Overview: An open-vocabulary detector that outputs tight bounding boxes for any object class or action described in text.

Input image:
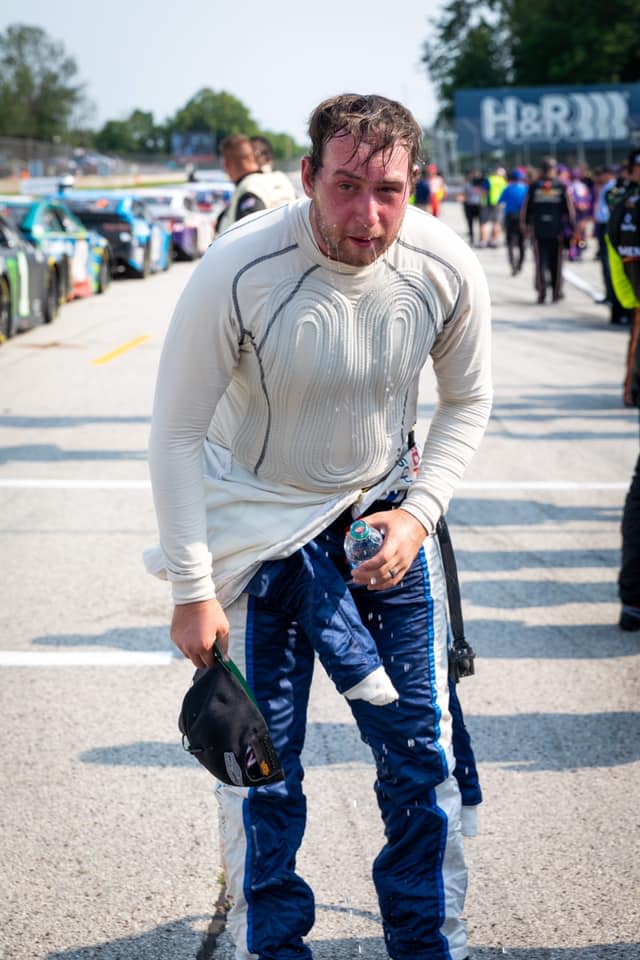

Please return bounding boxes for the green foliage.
[423,0,640,119]
[260,131,306,160]
[0,24,307,158]
[0,23,88,139]
[171,88,259,145]
[94,110,168,155]
[507,0,640,85]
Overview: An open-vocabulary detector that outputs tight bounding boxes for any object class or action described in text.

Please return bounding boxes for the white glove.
[344,666,399,706]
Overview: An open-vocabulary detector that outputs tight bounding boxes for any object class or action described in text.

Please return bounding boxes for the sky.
[0,0,445,145]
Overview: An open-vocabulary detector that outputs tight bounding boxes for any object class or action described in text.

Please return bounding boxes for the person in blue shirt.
[499,169,528,275]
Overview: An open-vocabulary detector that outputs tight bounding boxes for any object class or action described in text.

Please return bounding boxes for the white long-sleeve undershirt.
[147,199,492,606]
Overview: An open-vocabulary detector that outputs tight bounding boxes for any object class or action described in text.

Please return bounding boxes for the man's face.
[301,134,412,267]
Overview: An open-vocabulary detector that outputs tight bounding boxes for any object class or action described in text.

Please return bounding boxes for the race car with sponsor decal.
[0,196,111,302]
[0,211,59,342]
[64,191,172,278]
[131,187,213,260]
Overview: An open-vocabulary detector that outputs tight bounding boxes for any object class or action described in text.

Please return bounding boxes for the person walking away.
[603,163,633,324]
[593,164,629,324]
[147,92,492,960]
[428,162,447,216]
[606,149,640,629]
[567,167,593,260]
[521,156,575,304]
[460,169,485,245]
[479,165,507,248]
[412,165,431,211]
[606,150,640,406]
[499,169,528,274]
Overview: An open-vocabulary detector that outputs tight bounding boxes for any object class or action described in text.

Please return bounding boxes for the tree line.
[423,0,640,122]
[3,10,638,155]
[0,23,303,159]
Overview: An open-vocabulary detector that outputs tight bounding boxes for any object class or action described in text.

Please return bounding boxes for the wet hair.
[306,93,422,179]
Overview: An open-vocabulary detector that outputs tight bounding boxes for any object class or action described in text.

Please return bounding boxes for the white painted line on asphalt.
[0,650,176,666]
[563,267,605,302]
[0,479,628,491]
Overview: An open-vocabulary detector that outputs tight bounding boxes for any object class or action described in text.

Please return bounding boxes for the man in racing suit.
[217,134,297,235]
[148,93,492,960]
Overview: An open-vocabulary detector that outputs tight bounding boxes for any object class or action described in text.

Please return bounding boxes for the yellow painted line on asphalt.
[92,334,151,365]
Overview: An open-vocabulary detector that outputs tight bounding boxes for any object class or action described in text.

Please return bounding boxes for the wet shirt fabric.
[147,198,492,606]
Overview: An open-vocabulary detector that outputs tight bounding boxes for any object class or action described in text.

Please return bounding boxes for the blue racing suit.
[216,500,479,960]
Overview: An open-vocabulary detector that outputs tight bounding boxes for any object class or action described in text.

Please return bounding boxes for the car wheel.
[0,276,11,341]
[98,252,111,293]
[44,268,59,324]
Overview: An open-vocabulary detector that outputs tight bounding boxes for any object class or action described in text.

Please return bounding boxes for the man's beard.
[311,204,383,267]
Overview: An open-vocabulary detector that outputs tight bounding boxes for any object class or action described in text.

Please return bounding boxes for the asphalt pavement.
[0,202,638,960]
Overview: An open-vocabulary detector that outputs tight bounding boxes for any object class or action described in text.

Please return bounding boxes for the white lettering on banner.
[480,92,630,144]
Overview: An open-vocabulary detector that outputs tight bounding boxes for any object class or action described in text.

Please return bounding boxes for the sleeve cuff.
[171,576,216,604]
[399,496,442,537]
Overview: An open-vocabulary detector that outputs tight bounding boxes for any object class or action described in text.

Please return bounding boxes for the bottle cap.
[349,520,370,541]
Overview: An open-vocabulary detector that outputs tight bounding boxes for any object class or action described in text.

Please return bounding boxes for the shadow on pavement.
[81,709,640,772]
[450,498,621,526]
[0,444,146,462]
[44,915,209,960]
[463,577,614,607]
[455,549,620,571]
[304,715,640,772]
[469,619,637,659]
[0,414,150,428]
[43,924,640,960]
[32,625,173,651]
[469,948,640,960]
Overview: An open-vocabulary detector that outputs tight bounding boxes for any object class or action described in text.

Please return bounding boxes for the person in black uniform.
[521,156,575,304]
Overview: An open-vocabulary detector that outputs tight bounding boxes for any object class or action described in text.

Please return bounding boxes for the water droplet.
[407,738,415,748]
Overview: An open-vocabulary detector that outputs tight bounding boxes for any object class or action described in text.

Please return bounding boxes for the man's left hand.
[350,508,428,591]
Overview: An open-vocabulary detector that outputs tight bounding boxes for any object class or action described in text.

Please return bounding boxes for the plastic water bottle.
[344,519,384,568]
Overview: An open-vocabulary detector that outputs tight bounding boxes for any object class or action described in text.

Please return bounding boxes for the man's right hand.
[171,598,230,669]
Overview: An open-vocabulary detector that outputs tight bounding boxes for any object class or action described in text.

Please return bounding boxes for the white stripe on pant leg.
[215,782,258,960]
[215,595,258,960]
[425,534,454,769]
[435,776,469,960]
[426,536,469,960]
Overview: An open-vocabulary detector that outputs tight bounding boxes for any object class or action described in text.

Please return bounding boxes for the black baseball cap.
[179,647,284,787]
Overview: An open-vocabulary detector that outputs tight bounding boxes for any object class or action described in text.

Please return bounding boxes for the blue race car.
[1,196,111,301]
[64,191,173,278]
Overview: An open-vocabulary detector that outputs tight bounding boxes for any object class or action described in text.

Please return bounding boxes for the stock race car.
[1,196,111,302]
[64,191,172,278]
[132,187,213,260]
[0,212,58,342]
